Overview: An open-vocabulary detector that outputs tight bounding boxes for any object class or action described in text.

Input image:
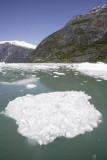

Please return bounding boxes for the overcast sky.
[0,0,106,45]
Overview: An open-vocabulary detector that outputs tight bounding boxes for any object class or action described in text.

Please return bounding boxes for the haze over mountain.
[0,41,36,63]
[23,5,107,63]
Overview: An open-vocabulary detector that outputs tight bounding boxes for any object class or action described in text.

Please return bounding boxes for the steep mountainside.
[23,6,107,63]
[0,41,36,63]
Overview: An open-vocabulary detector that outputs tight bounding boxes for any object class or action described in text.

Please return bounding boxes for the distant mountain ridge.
[0,41,36,63]
[23,5,107,63]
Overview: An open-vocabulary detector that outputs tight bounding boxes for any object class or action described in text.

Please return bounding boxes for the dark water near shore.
[0,64,107,160]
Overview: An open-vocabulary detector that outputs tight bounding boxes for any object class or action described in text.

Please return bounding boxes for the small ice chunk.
[96,79,102,82]
[91,154,96,160]
[53,75,59,78]
[32,75,36,77]
[74,72,78,75]
[98,138,101,142]
[81,83,84,85]
[84,81,87,83]
[53,72,65,75]
[26,84,36,89]
[20,72,24,76]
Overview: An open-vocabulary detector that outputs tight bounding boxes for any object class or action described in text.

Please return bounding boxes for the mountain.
[0,41,36,63]
[23,5,107,63]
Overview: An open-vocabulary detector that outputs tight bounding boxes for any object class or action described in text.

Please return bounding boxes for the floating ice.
[91,154,97,160]
[81,83,84,85]
[0,77,36,85]
[53,75,59,78]
[0,62,107,80]
[20,90,23,92]
[72,62,107,80]
[0,63,61,73]
[53,72,65,75]
[26,84,37,89]
[32,75,36,77]
[3,91,101,145]
[96,79,102,82]
[74,72,78,75]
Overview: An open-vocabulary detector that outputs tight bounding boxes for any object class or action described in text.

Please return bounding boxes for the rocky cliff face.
[23,6,107,63]
[0,41,36,63]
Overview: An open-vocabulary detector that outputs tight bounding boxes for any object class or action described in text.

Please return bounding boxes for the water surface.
[0,63,107,160]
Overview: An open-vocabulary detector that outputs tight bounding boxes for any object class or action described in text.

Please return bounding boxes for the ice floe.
[80,83,84,85]
[84,81,87,83]
[53,75,59,78]
[96,79,102,82]
[20,90,23,92]
[0,63,61,72]
[26,84,37,89]
[53,72,65,75]
[0,62,107,80]
[72,62,107,80]
[2,91,102,145]
[91,154,97,160]
[0,77,36,85]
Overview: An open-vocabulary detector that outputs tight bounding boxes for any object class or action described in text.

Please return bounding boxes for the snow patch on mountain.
[0,41,36,49]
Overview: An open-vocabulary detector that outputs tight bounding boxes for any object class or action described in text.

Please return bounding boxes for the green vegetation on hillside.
[71,19,91,25]
[21,6,107,63]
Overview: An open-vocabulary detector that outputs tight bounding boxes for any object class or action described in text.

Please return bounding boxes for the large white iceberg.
[2,91,101,145]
